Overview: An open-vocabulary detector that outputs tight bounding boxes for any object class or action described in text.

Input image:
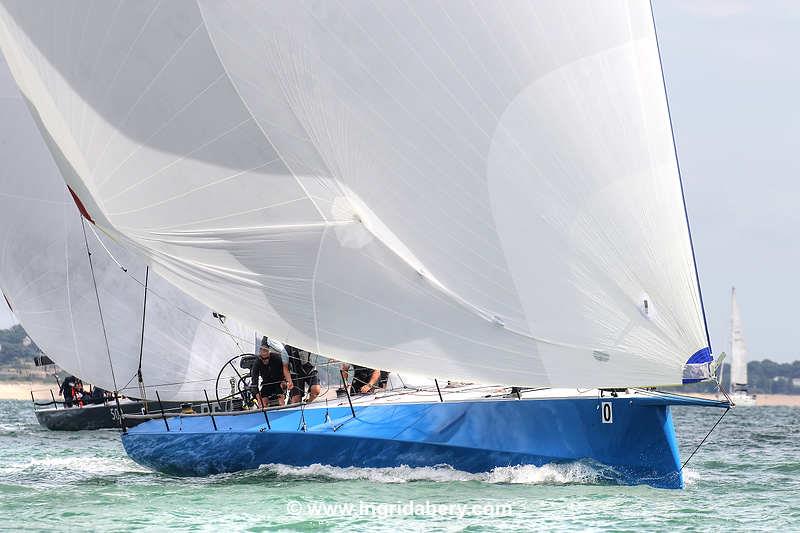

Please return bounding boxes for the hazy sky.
[653,0,799,362]
[1,2,797,362]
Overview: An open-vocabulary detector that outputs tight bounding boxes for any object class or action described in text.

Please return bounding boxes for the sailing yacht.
[729,287,756,406]
[0,1,729,487]
[0,52,255,429]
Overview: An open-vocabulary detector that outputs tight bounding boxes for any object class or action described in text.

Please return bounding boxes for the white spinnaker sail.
[0,55,254,400]
[730,287,748,390]
[0,1,709,388]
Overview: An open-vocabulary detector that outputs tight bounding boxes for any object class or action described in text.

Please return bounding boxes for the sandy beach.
[691,393,800,407]
[751,394,800,406]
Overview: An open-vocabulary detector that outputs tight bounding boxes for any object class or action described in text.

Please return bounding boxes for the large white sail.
[729,287,748,390]
[0,1,710,388]
[0,54,254,400]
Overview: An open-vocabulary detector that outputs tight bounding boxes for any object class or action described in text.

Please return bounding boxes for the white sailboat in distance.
[730,287,756,406]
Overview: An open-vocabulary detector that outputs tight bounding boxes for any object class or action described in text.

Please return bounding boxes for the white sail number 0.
[601,402,613,424]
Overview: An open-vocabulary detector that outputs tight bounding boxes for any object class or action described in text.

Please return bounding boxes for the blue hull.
[120,395,719,489]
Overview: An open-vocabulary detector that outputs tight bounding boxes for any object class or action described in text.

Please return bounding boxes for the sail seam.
[84,0,163,172]
[310,226,328,354]
[195,0,329,224]
[107,157,282,217]
[93,22,206,191]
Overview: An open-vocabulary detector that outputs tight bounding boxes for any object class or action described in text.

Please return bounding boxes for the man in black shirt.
[89,386,109,405]
[250,337,293,407]
[341,363,382,395]
[59,375,81,407]
[287,346,321,404]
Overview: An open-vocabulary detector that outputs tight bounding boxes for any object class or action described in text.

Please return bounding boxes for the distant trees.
[2,323,800,393]
[743,360,800,394]
[677,360,800,394]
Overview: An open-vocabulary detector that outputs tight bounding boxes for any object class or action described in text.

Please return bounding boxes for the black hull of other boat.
[35,400,186,431]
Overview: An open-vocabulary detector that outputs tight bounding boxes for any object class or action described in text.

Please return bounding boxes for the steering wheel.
[214,353,256,410]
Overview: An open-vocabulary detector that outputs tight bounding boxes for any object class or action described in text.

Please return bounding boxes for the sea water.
[0,400,798,531]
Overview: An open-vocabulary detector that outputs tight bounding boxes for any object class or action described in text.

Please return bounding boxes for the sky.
[653,0,800,362]
[0,2,798,362]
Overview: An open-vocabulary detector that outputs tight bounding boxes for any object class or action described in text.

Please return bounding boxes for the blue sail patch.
[682,347,713,383]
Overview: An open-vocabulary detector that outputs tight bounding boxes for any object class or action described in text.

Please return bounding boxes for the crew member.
[287,346,321,404]
[59,375,81,407]
[89,386,109,405]
[250,336,293,407]
[341,363,382,395]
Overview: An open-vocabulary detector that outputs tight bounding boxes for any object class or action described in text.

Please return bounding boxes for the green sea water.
[0,400,798,531]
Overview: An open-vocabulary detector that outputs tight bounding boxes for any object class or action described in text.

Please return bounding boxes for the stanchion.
[203,389,218,431]
[155,390,170,432]
[340,370,356,418]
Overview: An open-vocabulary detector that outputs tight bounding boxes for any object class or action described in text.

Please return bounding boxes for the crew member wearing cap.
[250,336,293,407]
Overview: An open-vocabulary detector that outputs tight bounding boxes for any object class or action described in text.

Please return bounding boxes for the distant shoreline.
[1,381,800,406]
[0,380,57,401]
[690,392,800,407]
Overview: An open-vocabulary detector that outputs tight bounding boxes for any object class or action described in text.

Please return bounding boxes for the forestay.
[0,54,254,400]
[0,0,711,387]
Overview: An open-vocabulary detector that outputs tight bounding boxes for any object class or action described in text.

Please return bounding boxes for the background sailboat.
[730,287,756,405]
[0,53,255,424]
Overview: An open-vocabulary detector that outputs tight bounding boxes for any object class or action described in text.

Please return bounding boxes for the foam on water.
[0,455,149,485]
[682,468,701,486]
[485,463,602,484]
[259,461,603,485]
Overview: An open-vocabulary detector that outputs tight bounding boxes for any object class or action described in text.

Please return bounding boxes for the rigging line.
[118,370,140,397]
[79,230,255,347]
[713,368,735,406]
[80,217,120,393]
[681,407,730,471]
[87,224,127,272]
[216,313,244,353]
[649,0,712,352]
[136,266,150,409]
[116,376,216,390]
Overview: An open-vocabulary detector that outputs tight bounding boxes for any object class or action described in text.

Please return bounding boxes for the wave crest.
[258,462,603,485]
